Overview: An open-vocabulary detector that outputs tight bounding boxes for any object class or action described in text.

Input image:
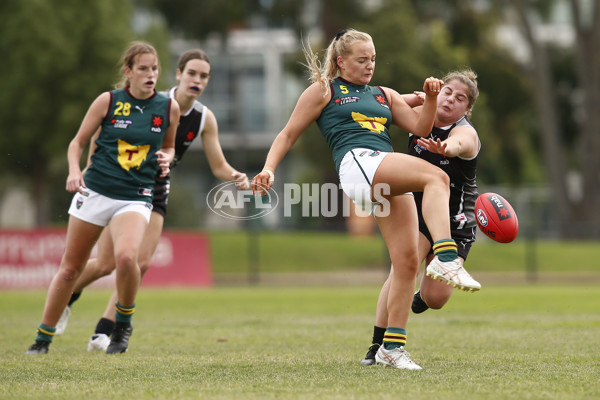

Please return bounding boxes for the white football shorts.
[338,148,390,214]
[68,188,152,226]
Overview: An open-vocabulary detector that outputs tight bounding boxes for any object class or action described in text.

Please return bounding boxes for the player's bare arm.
[252,83,327,195]
[66,92,111,193]
[417,125,478,158]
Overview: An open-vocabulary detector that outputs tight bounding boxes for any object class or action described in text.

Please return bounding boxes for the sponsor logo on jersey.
[335,96,361,105]
[138,188,153,197]
[151,114,164,133]
[455,213,467,223]
[183,130,198,146]
[111,119,132,129]
[373,94,390,109]
[412,139,425,154]
[117,139,150,171]
[351,112,387,134]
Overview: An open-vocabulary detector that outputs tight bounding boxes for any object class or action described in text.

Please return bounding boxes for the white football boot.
[375,346,422,370]
[55,306,71,336]
[425,256,481,292]
[87,333,111,351]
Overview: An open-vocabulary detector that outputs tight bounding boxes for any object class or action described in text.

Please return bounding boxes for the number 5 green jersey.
[316,77,394,173]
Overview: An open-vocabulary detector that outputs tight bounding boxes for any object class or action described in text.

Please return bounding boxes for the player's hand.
[232,171,250,190]
[251,169,274,196]
[413,91,426,104]
[423,77,444,97]
[66,170,85,193]
[155,150,172,177]
[417,137,448,155]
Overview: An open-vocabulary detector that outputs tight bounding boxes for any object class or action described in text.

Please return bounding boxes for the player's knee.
[434,168,450,188]
[391,251,420,277]
[422,293,450,309]
[407,254,420,276]
[58,265,81,281]
[138,259,151,276]
[428,301,446,310]
[96,261,117,277]
[115,250,138,271]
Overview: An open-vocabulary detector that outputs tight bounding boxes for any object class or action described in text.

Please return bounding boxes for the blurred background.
[0,0,598,283]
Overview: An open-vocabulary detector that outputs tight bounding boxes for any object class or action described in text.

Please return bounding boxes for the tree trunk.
[32,163,50,227]
[569,0,600,237]
[512,0,572,236]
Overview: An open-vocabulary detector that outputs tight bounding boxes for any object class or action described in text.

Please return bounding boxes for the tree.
[0,0,133,225]
[509,0,600,237]
[407,0,543,185]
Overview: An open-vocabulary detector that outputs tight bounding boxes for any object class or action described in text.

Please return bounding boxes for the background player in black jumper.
[26,41,179,355]
[55,49,249,351]
[360,69,482,365]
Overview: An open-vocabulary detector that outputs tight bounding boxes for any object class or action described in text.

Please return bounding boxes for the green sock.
[35,323,56,343]
[115,302,135,323]
[433,239,458,262]
[383,327,407,350]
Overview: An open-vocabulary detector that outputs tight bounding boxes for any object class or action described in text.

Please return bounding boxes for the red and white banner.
[0,229,213,289]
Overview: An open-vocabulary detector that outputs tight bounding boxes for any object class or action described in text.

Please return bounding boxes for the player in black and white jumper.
[360,69,482,365]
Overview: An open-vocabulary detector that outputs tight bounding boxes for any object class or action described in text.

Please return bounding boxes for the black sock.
[68,291,82,307]
[372,326,386,346]
[95,318,115,336]
[412,291,430,314]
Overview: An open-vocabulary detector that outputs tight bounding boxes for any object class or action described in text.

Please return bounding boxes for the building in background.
[167,28,306,230]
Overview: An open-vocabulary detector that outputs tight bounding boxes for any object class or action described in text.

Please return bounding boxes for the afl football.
[475,193,518,243]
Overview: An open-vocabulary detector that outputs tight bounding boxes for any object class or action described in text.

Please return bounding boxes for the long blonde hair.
[303,29,373,96]
[115,41,160,89]
[443,69,479,118]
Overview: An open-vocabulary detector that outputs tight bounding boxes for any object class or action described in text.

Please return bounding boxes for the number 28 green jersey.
[85,89,172,203]
[316,78,394,173]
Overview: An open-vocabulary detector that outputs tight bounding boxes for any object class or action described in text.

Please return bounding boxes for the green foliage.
[0,0,574,226]
[0,0,133,176]
[291,0,543,188]
[0,0,134,223]
[370,0,543,186]
[2,286,599,399]
[142,0,300,40]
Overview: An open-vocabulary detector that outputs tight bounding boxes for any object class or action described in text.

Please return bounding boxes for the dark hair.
[443,69,479,117]
[177,49,210,73]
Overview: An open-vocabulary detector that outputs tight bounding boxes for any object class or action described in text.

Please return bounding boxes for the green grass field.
[2,285,599,399]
